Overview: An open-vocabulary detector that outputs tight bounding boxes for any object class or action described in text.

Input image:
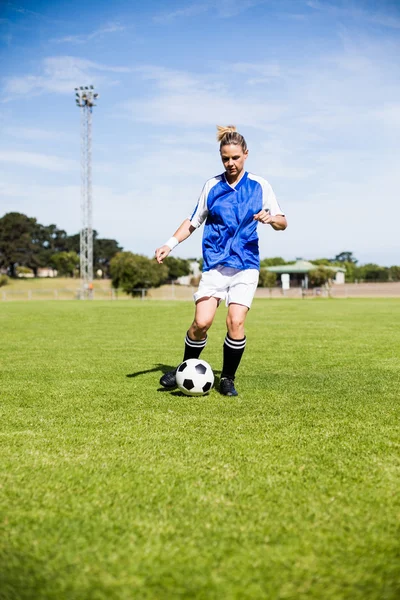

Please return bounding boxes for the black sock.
[221,335,246,380]
[183,331,207,361]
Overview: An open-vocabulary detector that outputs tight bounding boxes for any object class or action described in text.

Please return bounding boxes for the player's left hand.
[253,209,273,224]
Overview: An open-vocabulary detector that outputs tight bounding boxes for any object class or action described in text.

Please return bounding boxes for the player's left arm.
[253,211,287,230]
[253,179,287,230]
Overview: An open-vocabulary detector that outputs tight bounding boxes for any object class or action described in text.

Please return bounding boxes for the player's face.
[220,144,248,183]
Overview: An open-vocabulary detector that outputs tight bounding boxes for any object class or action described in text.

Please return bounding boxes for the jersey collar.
[222,170,248,191]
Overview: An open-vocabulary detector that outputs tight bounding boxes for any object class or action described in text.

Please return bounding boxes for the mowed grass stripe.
[0,299,399,599]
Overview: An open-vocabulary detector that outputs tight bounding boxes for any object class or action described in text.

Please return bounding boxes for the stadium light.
[73,84,99,300]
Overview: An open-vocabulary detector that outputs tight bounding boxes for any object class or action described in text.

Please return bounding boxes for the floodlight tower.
[74,85,99,299]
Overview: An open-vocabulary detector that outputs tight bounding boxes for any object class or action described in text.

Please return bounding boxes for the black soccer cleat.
[160,369,177,389]
[219,377,238,397]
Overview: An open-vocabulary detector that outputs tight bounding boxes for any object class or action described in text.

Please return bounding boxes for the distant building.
[177,261,201,286]
[264,259,345,289]
[37,268,58,278]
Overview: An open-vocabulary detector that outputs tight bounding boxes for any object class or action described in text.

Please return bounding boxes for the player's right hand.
[155,245,171,264]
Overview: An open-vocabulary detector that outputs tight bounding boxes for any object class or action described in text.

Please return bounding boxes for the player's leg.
[160,297,219,389]
[220,303,248,396]
[219,269,258,396]
[187,295,219,346]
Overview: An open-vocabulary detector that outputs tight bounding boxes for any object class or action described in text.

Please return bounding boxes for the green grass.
[0,299,399,600]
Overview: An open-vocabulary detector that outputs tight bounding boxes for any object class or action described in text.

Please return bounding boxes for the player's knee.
[226,315,245,333]
[192,319,211,337]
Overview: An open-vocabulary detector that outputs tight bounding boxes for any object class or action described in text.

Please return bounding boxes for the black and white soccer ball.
[176,359,214,396]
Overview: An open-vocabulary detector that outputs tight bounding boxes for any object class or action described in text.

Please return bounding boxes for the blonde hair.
[216,125,248,153]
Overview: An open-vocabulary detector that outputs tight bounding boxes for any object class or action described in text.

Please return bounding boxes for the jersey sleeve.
[262,180,285,216]
[189,181,211,228]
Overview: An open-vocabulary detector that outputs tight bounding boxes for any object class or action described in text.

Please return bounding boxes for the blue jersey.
[189,171,284,272]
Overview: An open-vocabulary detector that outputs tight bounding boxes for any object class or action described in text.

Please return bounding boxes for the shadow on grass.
[127,364,221,396]
[160,371,222,396]
[126,363,175,379]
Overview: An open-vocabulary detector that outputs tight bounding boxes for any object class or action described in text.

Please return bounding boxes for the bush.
[258,270,277,288]
[16,266,34,277]
[309,268,335,287]
[110,252,169,296]
[0,274,9,287]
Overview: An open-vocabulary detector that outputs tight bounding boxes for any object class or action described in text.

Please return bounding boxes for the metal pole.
[74,86,99,299]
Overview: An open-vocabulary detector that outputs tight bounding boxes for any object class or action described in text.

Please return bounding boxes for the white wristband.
[165,236,179,251]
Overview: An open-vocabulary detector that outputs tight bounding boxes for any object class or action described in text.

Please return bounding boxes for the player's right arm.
[155,219,196,264]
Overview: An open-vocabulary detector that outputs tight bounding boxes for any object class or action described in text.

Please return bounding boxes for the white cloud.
[153,3,209,23]
[51,21,126,44]
[0,150,77,171]
[153,0,266,23]
[122,66,286,128]
[154,0,268,21]
[3,126,75,142]
[2,4,400,265]
[2,56,130,99]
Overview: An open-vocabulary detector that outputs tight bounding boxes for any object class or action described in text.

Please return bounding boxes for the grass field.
[1,299,399,599]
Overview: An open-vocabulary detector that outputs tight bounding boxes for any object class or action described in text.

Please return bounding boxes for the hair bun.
[216,125,237,142]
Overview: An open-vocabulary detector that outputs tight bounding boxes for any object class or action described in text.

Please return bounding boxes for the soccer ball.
[176,359,214,396]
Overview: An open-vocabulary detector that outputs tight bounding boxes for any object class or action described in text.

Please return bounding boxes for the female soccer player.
[155,125,287,396]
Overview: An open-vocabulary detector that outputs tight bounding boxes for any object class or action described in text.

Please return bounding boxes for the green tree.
[65,231,122,277]
[332,251,358,264]
[93,237,123,277]
[0,213,43,276]
[163,256,192,280]
[309,268,335,287]
[358,264,389,282]
[312,258,332,266]
[260,257,286,267]
[258,270,277,289]
[110,252,168,296]
[0,213,70,276]
[50,251,80,277]
[389,266,400,281]
[65,233,80,253]
[340,261,360,283]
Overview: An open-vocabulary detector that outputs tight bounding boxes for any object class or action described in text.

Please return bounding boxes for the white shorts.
[193,266,259,308]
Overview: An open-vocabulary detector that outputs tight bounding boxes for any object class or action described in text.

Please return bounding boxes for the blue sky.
[1,0,399,265]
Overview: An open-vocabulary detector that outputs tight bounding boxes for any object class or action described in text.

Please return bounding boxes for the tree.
[93,237,123,277]
[110,252,168,296]
[312,258,332,266]
[358,263,389,282]
[260,257,286,267]
[0,213,124,278]
[34,223,70,269]
[258,270,277,289]
[389,266,400,281]
[65,233,80,254]
[50,251,79,277]
[0,213,43,276]
[309,267,335,287]
[332,251,357,264]
[163,256,192,280]
[341,261,360,283]
[0,213,70,276]
[65,231,122,277]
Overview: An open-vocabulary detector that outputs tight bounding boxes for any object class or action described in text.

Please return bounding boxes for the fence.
[1,288,117,301]
[2,282,400,302]
[0,285,195,302]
